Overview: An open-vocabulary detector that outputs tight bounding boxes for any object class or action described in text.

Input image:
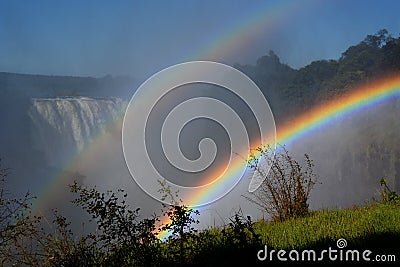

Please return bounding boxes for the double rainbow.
[32,0,314,215]
[30,0,400,240]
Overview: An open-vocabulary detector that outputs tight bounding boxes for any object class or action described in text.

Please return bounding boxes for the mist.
[0,3,399,234]
[1,67,398,236]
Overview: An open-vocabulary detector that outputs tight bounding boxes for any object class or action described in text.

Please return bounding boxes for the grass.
[254,201,400,250]
[18,201,397,266]
[7,181,399,266]
[169,201,400,266]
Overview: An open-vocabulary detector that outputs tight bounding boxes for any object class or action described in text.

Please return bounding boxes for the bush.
[376,177,400,203]
[41,210,98,267]
[0,161,43,266]
[223,209,261,249]
[69,181,161,266]
[157,179,201,265]
[246,145,317,222]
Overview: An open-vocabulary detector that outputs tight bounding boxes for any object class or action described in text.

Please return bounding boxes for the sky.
[0,0,399,81]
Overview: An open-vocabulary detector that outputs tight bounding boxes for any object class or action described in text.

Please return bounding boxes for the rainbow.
[32,108,126,215]
[33,74,400,238]
[183,75,400,208]
[30,0,400,240]
[187,0,315,62]
[158,74,400,239]
[33,0,311,214]
[277,76,400,146]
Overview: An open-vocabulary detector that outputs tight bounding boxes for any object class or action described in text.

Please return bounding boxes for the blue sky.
[0,0,399,81]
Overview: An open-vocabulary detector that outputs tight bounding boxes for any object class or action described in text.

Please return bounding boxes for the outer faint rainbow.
[188,0,315,61]
[32,0,316,230]
[32,106,126,214]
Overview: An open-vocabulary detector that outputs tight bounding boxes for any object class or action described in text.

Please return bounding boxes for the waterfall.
[28,97,125,167]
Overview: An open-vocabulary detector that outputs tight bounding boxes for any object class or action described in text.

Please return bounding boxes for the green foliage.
[69,181,161,266]
[160,205,200,240]
[157,179,200,242]
[236,29,400,121]
[0,161,43,266]
[1,165,400,266]
[255,201,400,251]
[156,179,201,265]
[246,145,317,222]
[70,181,159,250]
[41,210,98,267]
[0,164,98,266]
[223,209,261,249]
[376,177,400,203]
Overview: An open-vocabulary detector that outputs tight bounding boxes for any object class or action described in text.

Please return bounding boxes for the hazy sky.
[0,0,399,81]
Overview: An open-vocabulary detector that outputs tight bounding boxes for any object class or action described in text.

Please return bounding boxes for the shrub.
[0,161,44,266]
[246,145,317,222]
[223,209,261,249]
[157,179,200,265]
[376,177,399,203]
[69,181,161,266]
[42,210,98,267]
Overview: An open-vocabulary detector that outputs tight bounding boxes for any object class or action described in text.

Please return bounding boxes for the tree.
[157,179,200,265]
[364,29,390,48]
[69,181,162,266]
[69,181,159,250]
[0,160,44,266]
